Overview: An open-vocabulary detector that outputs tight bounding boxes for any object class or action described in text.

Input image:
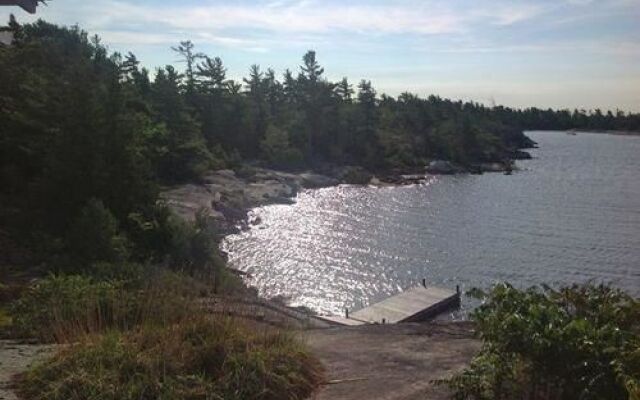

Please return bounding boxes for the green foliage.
[8,270,204,342]
[2,17,639,306]
[441,284,640,400]
[0,20,159,264]
[164,211,223,275]
[10,275,132,341]
[19,316,324,400]
[150,65,215,183]
[261,124,304,169]
[64,199,129,269]
[84,261,144,285]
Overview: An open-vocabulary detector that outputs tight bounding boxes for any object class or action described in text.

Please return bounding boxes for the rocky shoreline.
[161,167,339,236]
[566,129,640,136]
[161,153,532,237]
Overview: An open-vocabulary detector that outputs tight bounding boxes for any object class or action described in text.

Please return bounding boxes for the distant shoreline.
[567,129,640,137]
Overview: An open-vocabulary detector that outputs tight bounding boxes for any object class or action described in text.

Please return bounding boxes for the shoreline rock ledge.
[160,168,339,235]
[161,154,531,234]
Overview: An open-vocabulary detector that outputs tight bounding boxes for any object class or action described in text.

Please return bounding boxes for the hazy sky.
[2,0,639,111]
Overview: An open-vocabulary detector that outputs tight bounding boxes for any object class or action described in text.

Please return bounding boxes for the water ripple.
[223,131,640,316]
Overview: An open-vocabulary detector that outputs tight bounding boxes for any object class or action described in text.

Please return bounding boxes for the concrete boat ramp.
[317,283,461,326]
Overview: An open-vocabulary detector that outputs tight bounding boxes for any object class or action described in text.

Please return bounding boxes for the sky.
[2,0,639,111]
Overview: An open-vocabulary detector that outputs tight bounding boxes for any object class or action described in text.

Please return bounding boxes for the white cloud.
[2,0,637,110]
[99,1,465,35]
[3,0,558,47]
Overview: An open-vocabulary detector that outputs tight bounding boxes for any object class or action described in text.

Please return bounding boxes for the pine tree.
[335,77,354,102]
[196,56,227,94]
[171,40,202,98]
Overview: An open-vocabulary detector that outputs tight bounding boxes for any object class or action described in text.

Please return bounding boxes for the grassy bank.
[19,316,322,400]
[6,271,323,400]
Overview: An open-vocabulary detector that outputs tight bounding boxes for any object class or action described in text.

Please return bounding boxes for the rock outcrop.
[161,167,338,234]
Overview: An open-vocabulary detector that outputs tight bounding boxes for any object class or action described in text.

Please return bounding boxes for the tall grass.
[12,271,324,399]
[19,315,323,400]
[10,272,196,343]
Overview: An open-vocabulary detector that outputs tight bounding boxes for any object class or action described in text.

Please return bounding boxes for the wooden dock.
[316,282,461,326]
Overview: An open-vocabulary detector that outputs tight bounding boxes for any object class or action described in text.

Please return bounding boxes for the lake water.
[222,131,640,316]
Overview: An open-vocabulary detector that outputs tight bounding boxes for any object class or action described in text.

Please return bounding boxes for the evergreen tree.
[196,56,226,94]
[335,77,354,102]
[2,17,639,269]
[151,66,212,182]
[171,40,202,98]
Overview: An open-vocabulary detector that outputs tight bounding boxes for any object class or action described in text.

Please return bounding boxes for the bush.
[167,211,219,274]
[441,283,640,400]
[19,316,324,400]
[65,199,130,270]
[165,211,244,296]
[127,207,244,294]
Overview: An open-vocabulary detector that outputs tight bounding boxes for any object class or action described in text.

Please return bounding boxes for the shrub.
[440,283,640,400]
[19,316,324,400]
[167,211,219,274]
[165,211,240,295]
[65,199,130,270]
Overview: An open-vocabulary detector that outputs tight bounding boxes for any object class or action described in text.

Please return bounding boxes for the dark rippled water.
[222,131,640,316]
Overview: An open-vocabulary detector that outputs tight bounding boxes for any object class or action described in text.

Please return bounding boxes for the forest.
[1,18,639,400]
[1,18,639,269]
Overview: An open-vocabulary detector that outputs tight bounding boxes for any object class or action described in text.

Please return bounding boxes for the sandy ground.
[0,341,54,400]
[305,322,479,400]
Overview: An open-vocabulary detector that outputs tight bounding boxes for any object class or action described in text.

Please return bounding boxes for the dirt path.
[0,341,54,400]
[305,322,479,400]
